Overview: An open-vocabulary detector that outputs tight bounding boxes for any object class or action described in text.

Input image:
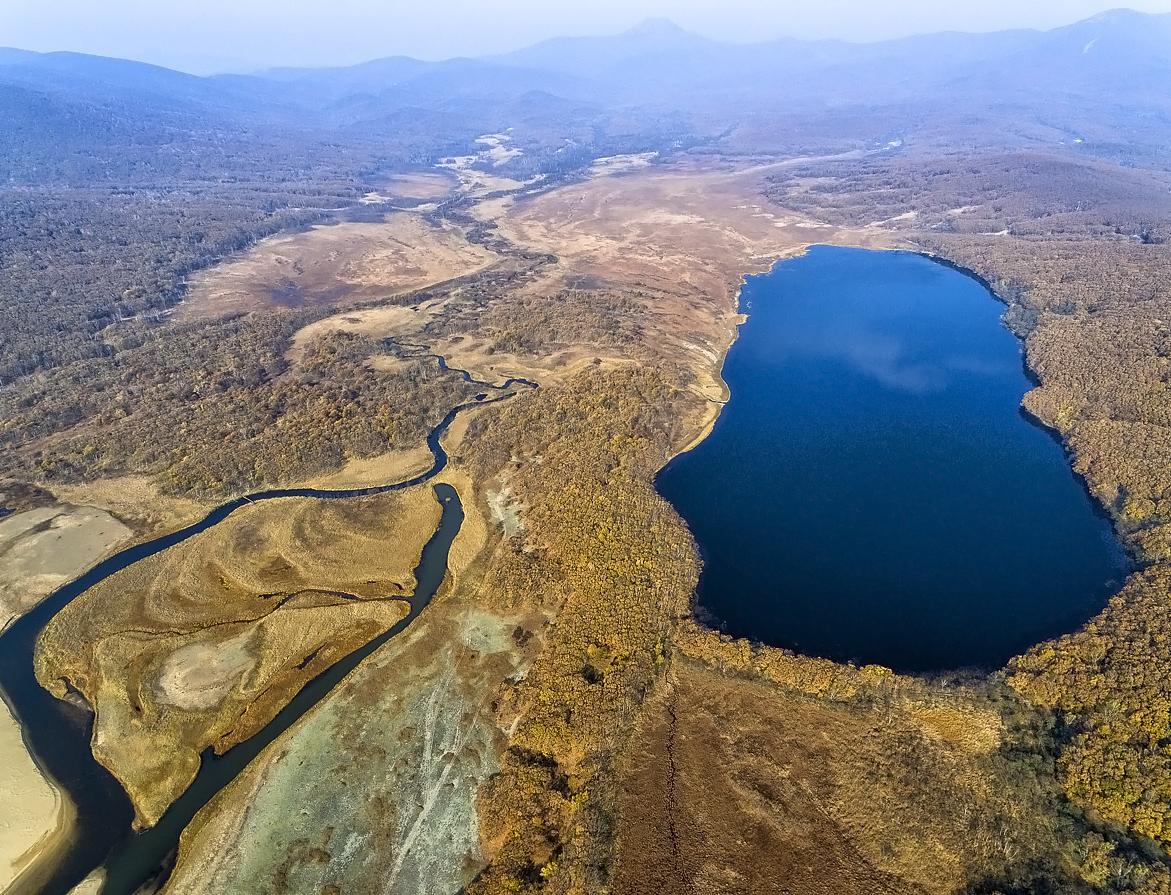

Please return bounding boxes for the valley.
[3,8,1171,895]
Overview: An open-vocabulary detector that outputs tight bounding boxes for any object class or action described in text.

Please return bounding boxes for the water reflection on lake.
[657,247,1126,672]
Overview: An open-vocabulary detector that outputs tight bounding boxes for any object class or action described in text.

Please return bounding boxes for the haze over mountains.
[2,8,1170,184]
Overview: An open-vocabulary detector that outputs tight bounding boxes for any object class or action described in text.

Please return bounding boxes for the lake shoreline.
[657,246,1127,673]
[665,247,813,462]
[917,249,1139,569]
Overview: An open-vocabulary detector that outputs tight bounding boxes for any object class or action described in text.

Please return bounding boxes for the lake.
[656,246,1126,672]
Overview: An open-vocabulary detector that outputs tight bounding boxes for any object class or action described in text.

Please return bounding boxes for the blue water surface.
[656,246,1126,672]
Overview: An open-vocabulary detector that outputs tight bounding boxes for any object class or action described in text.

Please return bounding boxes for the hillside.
[3,9,1171,185]
[6,9,1171,895]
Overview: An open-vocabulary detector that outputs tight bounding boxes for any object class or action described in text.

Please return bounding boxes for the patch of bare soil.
[0,504,133,631]
[0,699,74,895]
[178,214,499,320]
[378,171,459,201]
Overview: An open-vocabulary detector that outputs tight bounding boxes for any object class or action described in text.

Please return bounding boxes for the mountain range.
[3,8,1170,183]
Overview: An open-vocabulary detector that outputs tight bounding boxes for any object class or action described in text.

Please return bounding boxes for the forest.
[0,186,345,384]
[0,306,482,498]
[766,146,1171,886]
[7,18,1171,894]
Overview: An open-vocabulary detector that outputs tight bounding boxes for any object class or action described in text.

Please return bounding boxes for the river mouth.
[657,246,1127,674]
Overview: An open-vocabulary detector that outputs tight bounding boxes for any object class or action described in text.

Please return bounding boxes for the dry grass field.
[36,487,441,827]
[14,147,1170,895]
[178,214,499,320]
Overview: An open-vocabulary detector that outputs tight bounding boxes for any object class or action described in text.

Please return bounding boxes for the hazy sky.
[4,0,1171,73]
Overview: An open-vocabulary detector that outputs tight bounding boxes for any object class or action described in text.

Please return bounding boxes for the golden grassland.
[161,156,1171,894]
[161,461,540,894]
[48,476,210,542]
[448,369,1159,895]
[147,159,903,892]
[12,150,1171,894]
[453,156,1171,894]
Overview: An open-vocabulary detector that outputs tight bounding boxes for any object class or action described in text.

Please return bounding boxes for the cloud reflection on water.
[774,311,1017,395]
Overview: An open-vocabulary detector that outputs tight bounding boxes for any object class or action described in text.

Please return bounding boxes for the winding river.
[657,246,1127,673]
[0,363,530,894]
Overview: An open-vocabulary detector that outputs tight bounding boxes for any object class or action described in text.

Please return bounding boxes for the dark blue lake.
[657,246,1126,672]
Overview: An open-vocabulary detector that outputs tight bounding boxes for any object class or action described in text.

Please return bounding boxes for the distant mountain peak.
[1058,7,1171,52]
[1085,7,1151,23]
[623,17,690,39]
[1076,7,1171,32]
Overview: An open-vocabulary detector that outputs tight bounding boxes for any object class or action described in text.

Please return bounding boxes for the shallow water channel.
[0,367,524,893]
